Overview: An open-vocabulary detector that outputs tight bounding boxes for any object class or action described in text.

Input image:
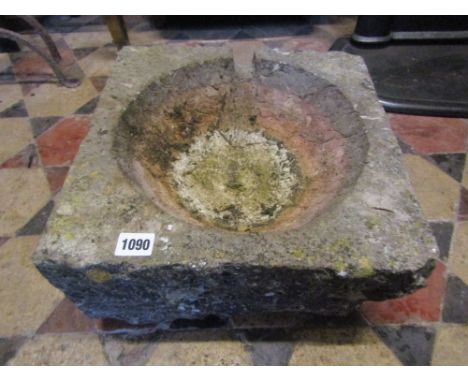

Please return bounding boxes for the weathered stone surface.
[33,43,438,326]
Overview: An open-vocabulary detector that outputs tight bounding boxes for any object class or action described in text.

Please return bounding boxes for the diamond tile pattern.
[0,15,466,365]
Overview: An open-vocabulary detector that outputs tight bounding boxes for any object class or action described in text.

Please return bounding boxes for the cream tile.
[0,84,23,113]
[403,154,460,221]
[78,46,117,77]
[146,332,252,365]
[23,78,97,117]
[64,31,113,49]
[103,337,155,366]
[128,30,164,46]
[0,168,51,236]
[0,236,64,337]
[316,17,357,38]
[449,222,468,284]
[7,333,107,365]
[0,53,12,73]
[289,327,401,365]
[432,325,468,365]
[0,118,33,164]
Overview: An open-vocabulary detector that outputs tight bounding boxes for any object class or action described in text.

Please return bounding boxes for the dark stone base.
[37,259,435,328]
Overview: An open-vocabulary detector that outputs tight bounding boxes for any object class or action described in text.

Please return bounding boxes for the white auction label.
[114,233,155,257]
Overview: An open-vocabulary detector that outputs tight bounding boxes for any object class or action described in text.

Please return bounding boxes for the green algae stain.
[326,237,357,257]
[63,232,74,241]
[291,248,306,259]
[322,237,375,277]
[333,258,346,272]
[171,129,301,231]
[86,269,112,283]
[354,257,375,278]
[365,216,380,230]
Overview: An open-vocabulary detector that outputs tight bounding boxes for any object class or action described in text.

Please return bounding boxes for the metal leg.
[16,15,63,62]
[104,16,129,50]
[0,28,80,88]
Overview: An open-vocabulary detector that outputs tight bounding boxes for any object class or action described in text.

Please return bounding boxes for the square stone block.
[34,44,438,327]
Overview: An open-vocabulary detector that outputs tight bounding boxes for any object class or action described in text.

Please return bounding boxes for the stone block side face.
[36,258,435,326]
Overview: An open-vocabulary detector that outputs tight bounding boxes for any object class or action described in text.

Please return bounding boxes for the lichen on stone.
[86,268,112,283]
[170,128,301,231]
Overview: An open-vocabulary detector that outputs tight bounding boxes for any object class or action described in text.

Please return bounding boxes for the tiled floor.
[0,15,467,366]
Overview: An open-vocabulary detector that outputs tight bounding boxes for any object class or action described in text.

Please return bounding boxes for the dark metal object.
[104,16,129,49]
[330,38,468,117]
[352,16,468,44]
[0,16,80,88]
[352,16,393,43]
[16,15,62,62]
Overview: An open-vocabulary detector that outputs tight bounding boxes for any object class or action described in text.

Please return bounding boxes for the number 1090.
[121,238,151,251]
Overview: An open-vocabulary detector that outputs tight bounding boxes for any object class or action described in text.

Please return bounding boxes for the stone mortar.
[33,43,438,327]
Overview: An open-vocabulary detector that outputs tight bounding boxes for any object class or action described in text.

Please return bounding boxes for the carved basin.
[33,44,437,329]
[115,58,368,233]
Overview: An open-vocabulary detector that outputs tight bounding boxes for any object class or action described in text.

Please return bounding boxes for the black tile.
[75,96,99,115]
[0,143,39,169]
[294,25,315,36]
[442,275,468,323]
[459,187,468,221]
[73,47,98,60]
[39,15,105,34]
[0,100,28,118]
[0,65,15,83]
[232,31,254,40]
[240,329,294,366]
[429,222,454,261]
[30,116,61,138]
[396,137,414,154]
[374,325,435,366]
[0,337,25,365]
[0,38,20,53]
[427,153,466,183]
[16,200,54,236]
[173,33,190,40]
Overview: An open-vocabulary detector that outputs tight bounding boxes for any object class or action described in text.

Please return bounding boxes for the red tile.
[389,114,468,154]
[289,37,332,52]
[361,261,446,324]
[45,166,70,194]
[36,116,90,166]
[0,237,10,248]
[0,144,39,169]
[37,298,97,334]
[458,187,468,221]
[89,76,108,93]
[12,39,76,83]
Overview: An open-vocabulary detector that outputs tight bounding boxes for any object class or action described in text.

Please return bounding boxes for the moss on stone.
[86,268,112,283]
[365,216,380,230]
[291,248,306,259]
[326,237,356,257]
[354,257,375,278]
[171,129,301,231]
